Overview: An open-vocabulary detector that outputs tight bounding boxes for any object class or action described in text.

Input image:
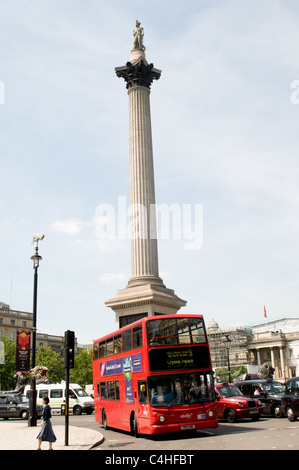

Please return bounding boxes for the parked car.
[0,393,43,420]
[215,382,263,423]
[281,376,299,422]
[235,379,285,417]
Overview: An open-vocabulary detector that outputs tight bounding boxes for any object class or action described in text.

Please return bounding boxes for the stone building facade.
[0,304,67,355]
[249,318,299,380]
[207,317,299,381]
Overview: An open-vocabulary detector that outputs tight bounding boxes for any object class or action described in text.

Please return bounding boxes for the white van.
[24,382,94,415]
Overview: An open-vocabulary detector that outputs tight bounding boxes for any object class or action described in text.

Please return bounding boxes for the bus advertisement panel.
[92,314,218,436]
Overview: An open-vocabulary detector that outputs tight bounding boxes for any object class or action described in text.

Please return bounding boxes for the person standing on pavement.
[36,397,56,450]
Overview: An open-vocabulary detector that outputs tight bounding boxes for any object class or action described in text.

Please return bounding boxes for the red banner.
[16,329,31,372]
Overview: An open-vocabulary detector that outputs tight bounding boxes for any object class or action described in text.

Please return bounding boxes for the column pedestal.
[105,282,186,329]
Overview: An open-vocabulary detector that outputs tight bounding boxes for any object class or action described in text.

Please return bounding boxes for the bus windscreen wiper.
[167,394,183,408]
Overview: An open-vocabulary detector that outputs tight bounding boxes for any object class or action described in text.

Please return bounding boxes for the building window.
[22,321,27,328]
[10,320,15,326]
[10,331,15,341]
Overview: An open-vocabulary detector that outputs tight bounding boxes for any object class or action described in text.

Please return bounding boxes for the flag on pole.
[264,305,267,318]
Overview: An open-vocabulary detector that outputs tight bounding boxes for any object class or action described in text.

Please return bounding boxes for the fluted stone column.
[128,82,164,286]
[105,22,186,328]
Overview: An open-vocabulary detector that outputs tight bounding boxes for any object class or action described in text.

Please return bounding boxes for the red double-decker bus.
[92,314,218,436]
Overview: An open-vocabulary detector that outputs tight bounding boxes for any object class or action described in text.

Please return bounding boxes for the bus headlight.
[208,410,214,417]
[159,415,165,422]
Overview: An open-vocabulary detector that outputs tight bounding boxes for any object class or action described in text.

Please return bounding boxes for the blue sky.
[1,0,299,344]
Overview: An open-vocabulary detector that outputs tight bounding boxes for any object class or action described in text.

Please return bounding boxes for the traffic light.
[64,330,75,369]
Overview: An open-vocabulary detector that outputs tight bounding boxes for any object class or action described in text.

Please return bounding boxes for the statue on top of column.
[132,20,146,52]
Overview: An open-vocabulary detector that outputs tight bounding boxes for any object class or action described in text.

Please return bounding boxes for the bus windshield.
[146,317,206,346]
[148,372,214,407]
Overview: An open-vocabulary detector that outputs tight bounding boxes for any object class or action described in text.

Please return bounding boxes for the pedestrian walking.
[36,397,56,450]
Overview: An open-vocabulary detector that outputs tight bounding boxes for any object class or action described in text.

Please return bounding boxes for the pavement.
[0,420,104,451]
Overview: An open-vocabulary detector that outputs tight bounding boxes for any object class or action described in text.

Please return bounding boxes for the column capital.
[115,61,161,90]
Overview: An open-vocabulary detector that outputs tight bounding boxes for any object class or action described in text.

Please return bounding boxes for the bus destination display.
[149,346,211,372]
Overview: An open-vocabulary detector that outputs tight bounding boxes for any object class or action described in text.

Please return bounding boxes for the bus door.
[137,380,150,431]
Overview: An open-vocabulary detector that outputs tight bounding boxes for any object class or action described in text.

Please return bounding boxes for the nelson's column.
[105,22,186,328]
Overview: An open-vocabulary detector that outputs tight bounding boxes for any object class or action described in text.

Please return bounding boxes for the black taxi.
[234,379,285,417]
[281,376,299,421]
[0,393,43,420]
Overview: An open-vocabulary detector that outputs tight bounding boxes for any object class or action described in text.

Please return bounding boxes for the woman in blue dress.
[37,397,56,450]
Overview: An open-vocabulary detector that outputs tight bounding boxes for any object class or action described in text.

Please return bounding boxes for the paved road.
[52,414,299,451]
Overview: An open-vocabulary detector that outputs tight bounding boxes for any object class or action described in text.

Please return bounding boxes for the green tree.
[69,349,93,388]
[35,346,64,383]
[0,337,16,391]
[215,365,247,383]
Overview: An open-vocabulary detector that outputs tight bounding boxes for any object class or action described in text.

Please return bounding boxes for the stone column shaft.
[128,85,159,282]
[279,347,285,378]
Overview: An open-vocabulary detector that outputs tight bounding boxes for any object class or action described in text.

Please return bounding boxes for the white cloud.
[51,219,83,234]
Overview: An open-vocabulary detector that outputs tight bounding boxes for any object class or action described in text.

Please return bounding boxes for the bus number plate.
[181,425,196,430]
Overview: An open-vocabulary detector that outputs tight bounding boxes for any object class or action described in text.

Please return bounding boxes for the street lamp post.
[224,334,232,383]
[28,234,44,427]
